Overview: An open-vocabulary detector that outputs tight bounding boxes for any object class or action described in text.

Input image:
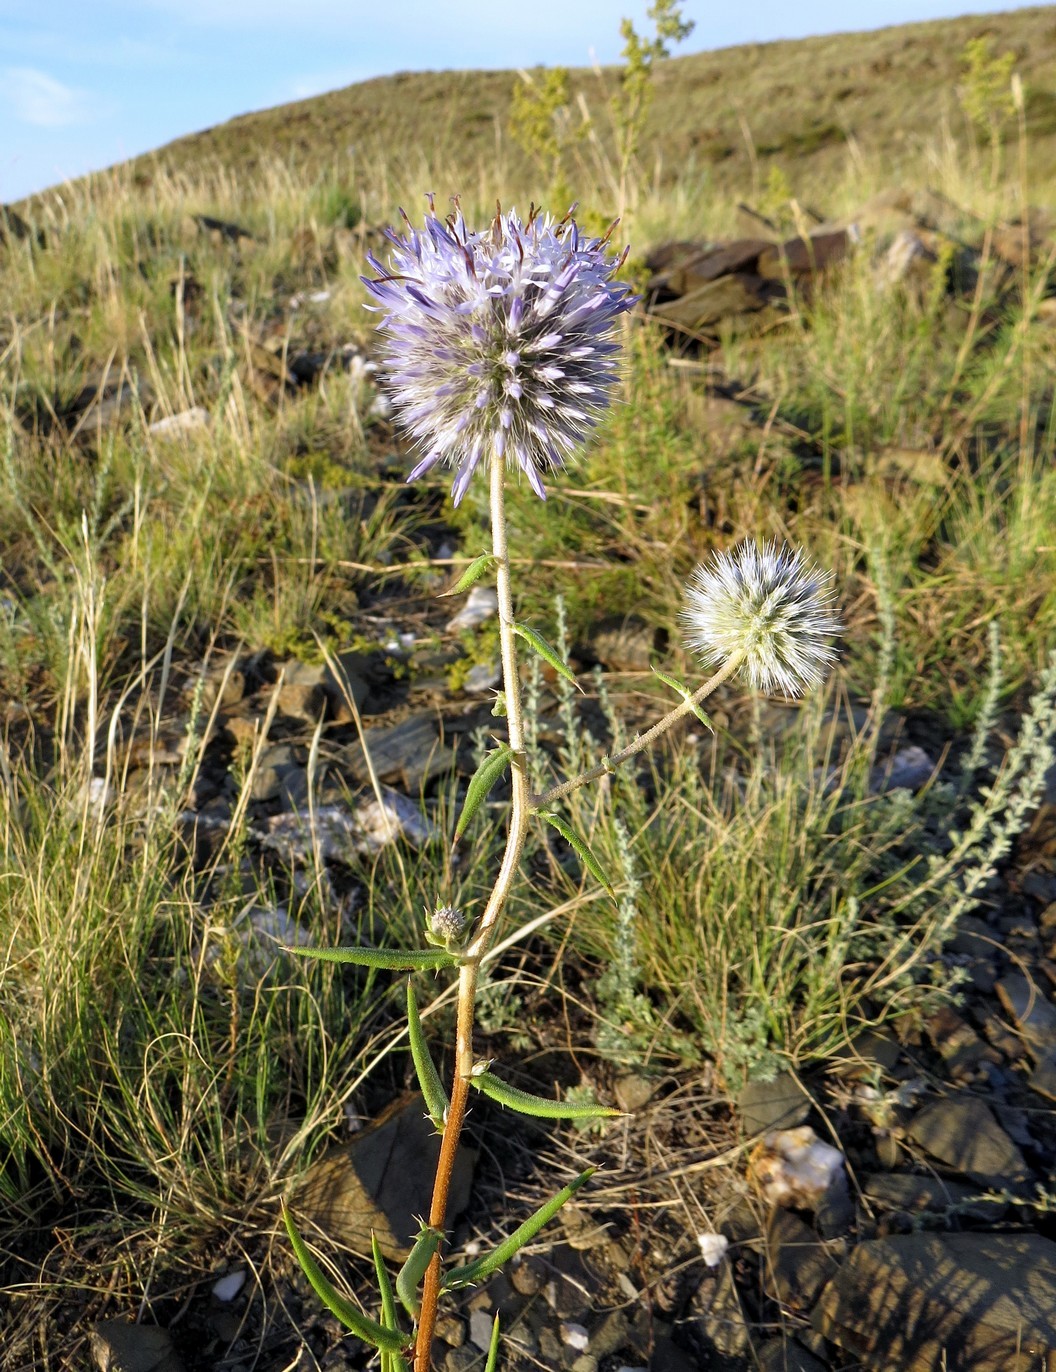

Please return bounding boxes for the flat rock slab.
[296,1091,474,1260]
[906,1096,1029,1186]
[996,973,1056,1055]
[339,714,456,793]
[756,1340,828,1372]
[765,1207,841,1312]
[814,1233,1056,1371]
[739,1072,811,1135]
[863,1172,1003,1223]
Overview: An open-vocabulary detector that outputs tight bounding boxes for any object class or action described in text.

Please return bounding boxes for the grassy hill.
[119,5,1056,202]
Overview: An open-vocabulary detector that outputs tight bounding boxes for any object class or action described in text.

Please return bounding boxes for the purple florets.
[362,197,635,505]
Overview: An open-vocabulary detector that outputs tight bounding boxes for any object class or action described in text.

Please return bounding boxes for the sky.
[0,1,1044,203]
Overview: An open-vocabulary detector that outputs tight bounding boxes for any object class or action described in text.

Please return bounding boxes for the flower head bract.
[682,541,841,696]
[363,197,635,504]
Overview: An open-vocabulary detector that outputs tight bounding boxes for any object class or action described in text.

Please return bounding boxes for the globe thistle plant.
[682,540,841,696]
[363,197,635,504]
[287,200,843,1372]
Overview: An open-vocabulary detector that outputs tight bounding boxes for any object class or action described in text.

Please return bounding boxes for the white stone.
[748,1125,846,1210]
[212,1269,246,1302]
[697,1232,730,1267]
[446,585,498,633]
[149,407,210,436]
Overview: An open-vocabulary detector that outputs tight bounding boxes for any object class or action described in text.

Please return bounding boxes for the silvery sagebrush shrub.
[281,197,841,1372]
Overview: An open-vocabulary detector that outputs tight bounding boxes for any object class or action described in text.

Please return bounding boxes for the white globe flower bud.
[682,541,840,696]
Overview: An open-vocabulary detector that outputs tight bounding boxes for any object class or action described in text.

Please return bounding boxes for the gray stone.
[322,651,372,719]
[756,1340,828,1372]
[947,914,997,957]
[463,661,501,694]
[89,1322,184,1372]
[296,1092,474,1260]
[686,1262,750,1361]
[814,1232,1056,1370]
[586,616,656,672]
[863,1172,1004,1222]
[996,973,1056,1056]
[738,1072,810,1135]
[830,1028,901,1080]
[435,1313,465,1347]
[275,676,327,723]
[543,1244,595,1318]
[509,1254,546,1296]
[249,744,301,801]
[765,1207,840,1312]
[654,272,771,329]
[468,1308,495,1352]
[1029,1048,1056,1101]
[649,1336,700,1372]
[613,1072,658,1113]
[588,1309,630,1358]
[906,1097,1029,1186]
[924,1005,998,1075]
[870,744,935,793]
[339,714,456,792]
[443,1350,479,1372]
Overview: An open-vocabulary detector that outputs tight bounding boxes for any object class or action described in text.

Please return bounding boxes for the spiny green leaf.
[471,1071,623,1120]
[372,1231,400,1334]
[396,1225,444,1319]
[407,981,449,1129]
[513,621,582,691]
[454,744,513,842]
[371,1233,407,1372]
[442,1169,597,1290]
[536,810,617,903]
[286,945,456,971]
[282,1204,406,1353]
[484,1314,502,1372]
[651,664,713,730]
[442,552,497,597]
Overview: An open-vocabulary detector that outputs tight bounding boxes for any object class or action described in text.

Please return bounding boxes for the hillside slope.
[120,6,1056,198]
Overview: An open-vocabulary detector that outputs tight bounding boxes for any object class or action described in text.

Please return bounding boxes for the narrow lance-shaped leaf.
[407,980,449,1129]
[454,744,513,842]
[286,945,456,972]
[396,1225,444,1319]
[371,1232,408,1372]
[484,1314,502,1372]
[513,621,582,692]
[442,1168,597,1290]
[651,665,713,731]
[471,1071,623,1120]
[441,551,497,597]
[282,1204,407,1354]
[536,810,617,904]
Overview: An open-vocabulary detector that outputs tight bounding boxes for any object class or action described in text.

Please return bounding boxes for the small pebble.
[468,1308,495,1352]
[697,1232,729,1267]
[561,1322,590,1352]
[212,1269,246,1301]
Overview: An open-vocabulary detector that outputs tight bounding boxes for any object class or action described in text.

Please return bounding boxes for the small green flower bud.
[425,902,467,949]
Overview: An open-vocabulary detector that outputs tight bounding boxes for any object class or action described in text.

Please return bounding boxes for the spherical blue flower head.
[362,198,635,505]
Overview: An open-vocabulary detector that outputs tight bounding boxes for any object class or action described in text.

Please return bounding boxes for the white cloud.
[3,66,111,128]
